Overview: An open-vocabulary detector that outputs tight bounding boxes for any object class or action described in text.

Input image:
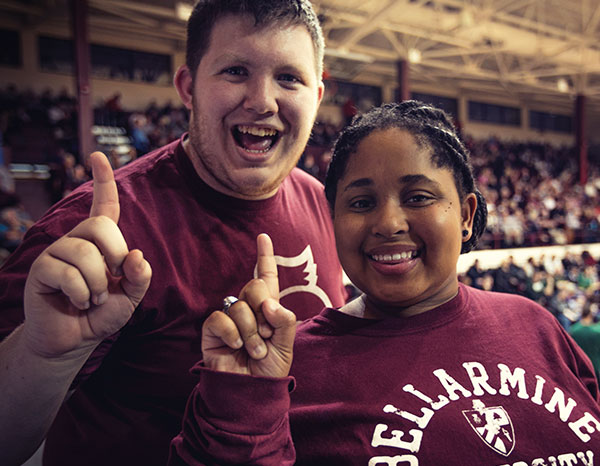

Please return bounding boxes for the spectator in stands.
[0,205,33,253]
[0,2,347,466]
[570,301,600,384]
[169,101,600,464]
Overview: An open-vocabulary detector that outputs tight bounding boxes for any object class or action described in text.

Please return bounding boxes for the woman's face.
[333,128,476,317]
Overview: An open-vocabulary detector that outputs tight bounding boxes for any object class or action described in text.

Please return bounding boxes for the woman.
[169,102,600,465]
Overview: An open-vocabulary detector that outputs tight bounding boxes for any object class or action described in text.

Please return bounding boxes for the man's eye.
[278,74,301,84]
[222,67,247,76]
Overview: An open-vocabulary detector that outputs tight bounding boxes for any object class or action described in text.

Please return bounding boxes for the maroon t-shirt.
[0,135,346,466]
[171,284,600,465]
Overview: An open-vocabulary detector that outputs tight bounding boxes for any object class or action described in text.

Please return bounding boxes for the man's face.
[182,14,323,200]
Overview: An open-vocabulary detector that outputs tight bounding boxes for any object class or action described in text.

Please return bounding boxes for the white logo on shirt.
[463,400,515,456]
[254,244,332,308]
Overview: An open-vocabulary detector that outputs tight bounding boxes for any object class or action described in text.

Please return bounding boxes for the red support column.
[71,0,94,162]
[575,94,588,185]
[397,60,410,102]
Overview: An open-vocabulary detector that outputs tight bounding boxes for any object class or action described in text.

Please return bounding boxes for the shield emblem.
[462,400,515,456]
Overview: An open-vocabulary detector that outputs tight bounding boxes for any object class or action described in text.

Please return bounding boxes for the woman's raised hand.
[201,233,297,378]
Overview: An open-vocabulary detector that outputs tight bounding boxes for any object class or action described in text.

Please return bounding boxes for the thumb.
[90,151,120,223]
[262,298,296,353]
[119,249,152,308]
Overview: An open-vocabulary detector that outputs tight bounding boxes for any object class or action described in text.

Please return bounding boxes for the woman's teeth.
[371,251,417,262]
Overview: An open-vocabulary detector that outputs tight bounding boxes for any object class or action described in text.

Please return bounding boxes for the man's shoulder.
[285,167,325,191]
[30,139,183,239]
[113,138,181,184]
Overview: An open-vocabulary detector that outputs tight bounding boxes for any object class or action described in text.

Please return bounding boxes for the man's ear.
[174,65,194,110]
[317,80,324,106]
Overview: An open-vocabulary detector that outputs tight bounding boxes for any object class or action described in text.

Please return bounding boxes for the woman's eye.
[349,198,373,210]
[406,193,434,205]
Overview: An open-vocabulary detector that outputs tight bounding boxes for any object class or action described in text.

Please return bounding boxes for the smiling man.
[0,2,346,465]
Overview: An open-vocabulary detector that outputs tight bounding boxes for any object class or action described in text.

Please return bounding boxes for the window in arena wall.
[468,100,521,126]
[410,92,458,119]
[0,28,21,67]
[529,110,572,134]
[38,36,172,85]
[323,79,383,112]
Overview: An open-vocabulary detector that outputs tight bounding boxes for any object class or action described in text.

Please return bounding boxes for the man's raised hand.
[23,152,152,357]
[202,233,296,378]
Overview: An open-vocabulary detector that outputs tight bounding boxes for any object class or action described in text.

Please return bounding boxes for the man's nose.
[243,77,278,115]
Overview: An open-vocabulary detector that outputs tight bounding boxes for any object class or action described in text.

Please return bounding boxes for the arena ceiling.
[2,0,600,119]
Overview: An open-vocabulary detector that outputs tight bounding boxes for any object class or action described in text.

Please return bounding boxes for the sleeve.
[168,364,296,466]
[0,191,121,388]
[0,225,57,339]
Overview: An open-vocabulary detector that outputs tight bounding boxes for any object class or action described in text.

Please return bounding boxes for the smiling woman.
[170,101,600,465]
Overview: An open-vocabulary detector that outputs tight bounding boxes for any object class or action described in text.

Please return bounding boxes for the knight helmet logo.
[462,400,515,456]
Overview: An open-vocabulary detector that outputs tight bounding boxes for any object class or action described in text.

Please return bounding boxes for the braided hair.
[324,100,487,254]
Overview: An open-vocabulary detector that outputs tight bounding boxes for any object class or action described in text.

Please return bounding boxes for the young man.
[0,2,346,465]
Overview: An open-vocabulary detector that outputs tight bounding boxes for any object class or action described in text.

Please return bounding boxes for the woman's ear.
[461,192,478,242]
[174,65,194,110]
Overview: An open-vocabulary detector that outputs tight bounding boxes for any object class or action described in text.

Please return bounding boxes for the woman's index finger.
[256,233,279,300]
[89,151,120,223]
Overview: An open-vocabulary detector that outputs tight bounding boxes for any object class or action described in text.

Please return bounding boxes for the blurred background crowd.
[0,84,599,332]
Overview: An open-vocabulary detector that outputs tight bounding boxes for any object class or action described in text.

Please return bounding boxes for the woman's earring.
[462,229,469,238]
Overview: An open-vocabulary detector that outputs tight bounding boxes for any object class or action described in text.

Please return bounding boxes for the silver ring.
[222,296,239,315]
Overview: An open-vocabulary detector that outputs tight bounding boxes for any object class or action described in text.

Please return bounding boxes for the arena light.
[408,48,422,64]
[176,2,193,21]
[557,78,569,93]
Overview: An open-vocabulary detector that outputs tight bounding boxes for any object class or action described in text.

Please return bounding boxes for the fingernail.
[259,322,273,338]
[94,292,108,306]
[233,337,243,349]
[251,341,267,359]
[112,266,123,277]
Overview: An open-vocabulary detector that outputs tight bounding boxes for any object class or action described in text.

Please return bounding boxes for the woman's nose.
[371,201,409,237]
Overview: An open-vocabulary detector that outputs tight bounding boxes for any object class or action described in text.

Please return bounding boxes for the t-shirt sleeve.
[168,364,296,466]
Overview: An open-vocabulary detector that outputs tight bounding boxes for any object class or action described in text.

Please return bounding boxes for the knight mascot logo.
[463,400,515,456]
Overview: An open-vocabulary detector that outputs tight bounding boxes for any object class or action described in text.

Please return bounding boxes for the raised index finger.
[89,151,119,223]
[256,233,279,300]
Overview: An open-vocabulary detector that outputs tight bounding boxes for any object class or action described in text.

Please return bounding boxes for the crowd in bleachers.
[458,251,600,330]
[0,85,599,329]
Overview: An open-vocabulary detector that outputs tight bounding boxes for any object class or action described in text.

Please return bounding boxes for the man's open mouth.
[233,125,279,153]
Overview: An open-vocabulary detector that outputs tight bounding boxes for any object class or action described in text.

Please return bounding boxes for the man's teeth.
[237,125,277,137]
[371,251,416,262]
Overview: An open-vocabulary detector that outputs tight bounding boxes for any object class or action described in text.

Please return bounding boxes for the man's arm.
[0,324,97,465]
[0,153,152,466]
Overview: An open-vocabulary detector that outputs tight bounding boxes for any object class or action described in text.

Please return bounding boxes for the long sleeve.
[168,365,296,466]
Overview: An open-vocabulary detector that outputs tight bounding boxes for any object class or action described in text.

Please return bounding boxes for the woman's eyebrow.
[342,178,373,193]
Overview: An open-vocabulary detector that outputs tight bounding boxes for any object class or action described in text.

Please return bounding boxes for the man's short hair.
[186,0,325,80]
